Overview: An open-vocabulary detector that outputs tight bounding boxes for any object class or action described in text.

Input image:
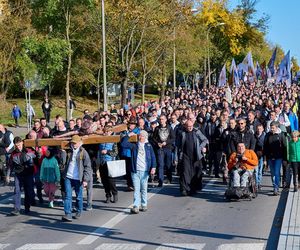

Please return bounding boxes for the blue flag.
[276,50,291,86]
[242,52,256,78]
[256,61,262,79]
[268,47,277,77]
[218,64,227,87]
[229,59,240,87]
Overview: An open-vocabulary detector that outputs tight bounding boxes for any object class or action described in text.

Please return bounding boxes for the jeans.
[157,148,172,183]
[232,169,252,187]
[64,178,83,216]
[14,175,34,211]
[131,171,149,207]
[255,158,264,185]
[268,159,282,191]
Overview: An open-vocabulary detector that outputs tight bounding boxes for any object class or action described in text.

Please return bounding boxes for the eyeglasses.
[238,122,245,125]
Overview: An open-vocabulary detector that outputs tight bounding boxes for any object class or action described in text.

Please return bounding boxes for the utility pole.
[102,0,108,111]
[173,27,176,97]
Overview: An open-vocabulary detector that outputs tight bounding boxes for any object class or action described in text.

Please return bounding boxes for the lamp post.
[102,0,108,111]
[173,27,176,97]
[207,22,225,88]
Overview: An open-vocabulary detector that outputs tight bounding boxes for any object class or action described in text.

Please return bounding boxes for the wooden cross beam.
[24,134,138,148]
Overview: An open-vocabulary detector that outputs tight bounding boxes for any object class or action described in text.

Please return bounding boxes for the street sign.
[25,80,31,89]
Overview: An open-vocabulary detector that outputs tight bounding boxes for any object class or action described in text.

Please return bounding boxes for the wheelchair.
[224,170,258,201]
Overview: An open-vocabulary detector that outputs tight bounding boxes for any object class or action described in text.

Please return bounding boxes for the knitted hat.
[139,130,148,140]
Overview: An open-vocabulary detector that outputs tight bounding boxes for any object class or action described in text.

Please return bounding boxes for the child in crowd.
[40,148,60,207]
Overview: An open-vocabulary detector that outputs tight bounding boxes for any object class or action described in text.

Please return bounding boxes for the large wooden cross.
[24,124,138,148]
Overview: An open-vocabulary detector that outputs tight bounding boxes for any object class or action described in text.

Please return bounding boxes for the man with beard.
[177,120,208,196]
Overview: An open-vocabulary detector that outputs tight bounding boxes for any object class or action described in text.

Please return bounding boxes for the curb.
[278,189,300,249]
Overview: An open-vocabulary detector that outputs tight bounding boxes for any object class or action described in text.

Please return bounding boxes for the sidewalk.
[278,188,300,249]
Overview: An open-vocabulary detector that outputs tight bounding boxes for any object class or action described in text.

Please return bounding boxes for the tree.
[31,0,94,120]
[0,0,33,100]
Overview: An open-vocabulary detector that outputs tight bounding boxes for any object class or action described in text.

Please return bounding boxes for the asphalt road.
[0,173,287,250]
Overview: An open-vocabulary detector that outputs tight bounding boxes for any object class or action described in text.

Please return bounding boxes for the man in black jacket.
[153,115,175,187]
[230,118,256,152]
[6,137,35,215]
[0,124,14,183]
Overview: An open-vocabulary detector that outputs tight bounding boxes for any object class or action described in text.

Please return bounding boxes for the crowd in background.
[1,81,300,220]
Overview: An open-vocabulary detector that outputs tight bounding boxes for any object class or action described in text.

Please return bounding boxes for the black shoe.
[163,179,170,184]
[158,181,163,187]
[24,208,30,214]
[62,215,72,222]
[31,200,37,206]
[215,174,221,178]
[257,184,262,191]
[73,212,81,219]
[294,186,298,192]
[10,209,20,216]
[39,198,44,204]
[111,195,118,203]
[127,186,134,192]
[105,197,111,203]
[181,190,188,196]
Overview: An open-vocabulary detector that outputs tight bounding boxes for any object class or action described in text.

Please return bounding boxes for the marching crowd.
[1,81,300,221]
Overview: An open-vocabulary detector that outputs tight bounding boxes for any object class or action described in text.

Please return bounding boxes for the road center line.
[77,187,163,245]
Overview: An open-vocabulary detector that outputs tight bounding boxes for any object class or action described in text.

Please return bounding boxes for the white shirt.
[67,147,80,180]
[136,143,146,171]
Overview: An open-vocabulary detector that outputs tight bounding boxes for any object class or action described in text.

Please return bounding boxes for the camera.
[237,154,243,161]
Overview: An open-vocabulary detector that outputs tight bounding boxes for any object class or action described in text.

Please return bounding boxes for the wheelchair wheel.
[250,173,258,198]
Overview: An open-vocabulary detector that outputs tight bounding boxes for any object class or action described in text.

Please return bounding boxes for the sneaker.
[49,201,54,208]
[85,205,93,211]
[130,206,139,214]
[24,208,30,214]
[294,187,298,192]
[273,190,279,196]
[62,215,72,222]
[257,185,262,191]
[105,197,111,203]
[139,206,147,212]
[73,212,81,219]
[10,209,20,216]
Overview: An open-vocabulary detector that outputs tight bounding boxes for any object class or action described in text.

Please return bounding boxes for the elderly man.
[62,135,92,222]
[227,142,258,189]
[177,120,208,196]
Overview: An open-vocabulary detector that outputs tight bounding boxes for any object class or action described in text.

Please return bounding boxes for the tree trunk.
[121,77,128,107]
[142,75,146,104]
[65,10,71,122]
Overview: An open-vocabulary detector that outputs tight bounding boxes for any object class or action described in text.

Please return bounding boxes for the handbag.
[107,160,126,178]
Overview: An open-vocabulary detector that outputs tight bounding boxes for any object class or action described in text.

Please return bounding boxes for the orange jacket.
[227,149,258,171]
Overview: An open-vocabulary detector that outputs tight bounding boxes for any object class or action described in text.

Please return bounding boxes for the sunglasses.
[238,122,245,125]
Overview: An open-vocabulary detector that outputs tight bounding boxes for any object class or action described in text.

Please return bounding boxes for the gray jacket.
[177,128,208,162]
[64,146,92,182]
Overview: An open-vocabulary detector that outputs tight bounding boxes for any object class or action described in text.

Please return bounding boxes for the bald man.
[177,120,208,196]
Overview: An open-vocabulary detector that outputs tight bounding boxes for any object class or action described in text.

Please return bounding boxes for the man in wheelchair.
[227,142,258,192]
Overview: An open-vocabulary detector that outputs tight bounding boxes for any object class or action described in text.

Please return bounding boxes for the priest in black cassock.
[177,120,208,196]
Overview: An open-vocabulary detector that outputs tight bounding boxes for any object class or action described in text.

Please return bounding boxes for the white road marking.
[0,244,10,250]
[77,187,163,245]
[16,243,67,250]
[202,179,226,194]
[95,243,145,250]
[156,243,206,250]
[217,243,265,250]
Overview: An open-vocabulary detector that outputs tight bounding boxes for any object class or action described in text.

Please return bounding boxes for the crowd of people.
[1,81,300,221]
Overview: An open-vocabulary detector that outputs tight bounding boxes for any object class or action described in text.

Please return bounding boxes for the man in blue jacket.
[121,130,156,214]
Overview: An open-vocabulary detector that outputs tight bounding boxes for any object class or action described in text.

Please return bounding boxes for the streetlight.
[173,8,200,97]
[207,22,225,88]
[102,0,108,111]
